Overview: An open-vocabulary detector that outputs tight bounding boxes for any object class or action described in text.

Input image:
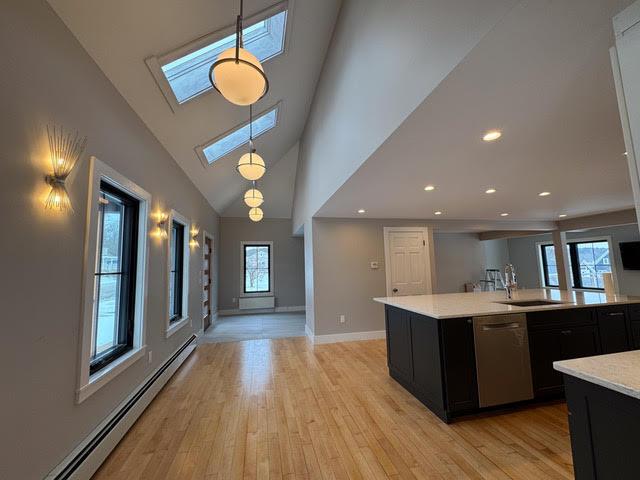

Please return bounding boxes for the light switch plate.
[370,261,379,269]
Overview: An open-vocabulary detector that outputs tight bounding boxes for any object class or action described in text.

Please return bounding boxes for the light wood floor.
[201,313,306,343]
[93,338,574,480]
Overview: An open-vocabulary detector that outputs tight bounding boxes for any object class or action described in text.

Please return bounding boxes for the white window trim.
[240,241,274,298]
[166,209,190,337]
[536,236,619,292]
[194,101,282,168]
[145,0,291,112]
[77,156,151,404]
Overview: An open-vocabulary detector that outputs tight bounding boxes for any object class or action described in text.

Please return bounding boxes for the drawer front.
[596,305,627,319]
[527,308,595,331]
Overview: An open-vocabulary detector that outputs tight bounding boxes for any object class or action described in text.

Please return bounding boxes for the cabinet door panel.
[530,329,564,397]
[597,307,630,354]
[631,321,640,349]
[385,307,413,383]
[561,325,600,359]
[410,314,445,415]
[441,317,478,413]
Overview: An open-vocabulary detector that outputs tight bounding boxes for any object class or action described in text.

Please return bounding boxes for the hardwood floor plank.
[93,339,574,480]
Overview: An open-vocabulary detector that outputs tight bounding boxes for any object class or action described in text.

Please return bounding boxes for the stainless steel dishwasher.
[473,314,534,408]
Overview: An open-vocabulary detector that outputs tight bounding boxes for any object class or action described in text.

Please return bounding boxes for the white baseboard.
[45,336,197,480]
[218,305,306,316]
[310,330,386,345]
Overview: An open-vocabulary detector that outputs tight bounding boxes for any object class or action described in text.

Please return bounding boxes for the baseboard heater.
[47,335,197,480]
[239,296,275,310]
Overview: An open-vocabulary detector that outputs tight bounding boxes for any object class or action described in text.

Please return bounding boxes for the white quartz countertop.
[554,350,640,399]
[373,288,640,319]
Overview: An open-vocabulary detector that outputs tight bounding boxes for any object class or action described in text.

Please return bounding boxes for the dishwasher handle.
[481,322,522,331]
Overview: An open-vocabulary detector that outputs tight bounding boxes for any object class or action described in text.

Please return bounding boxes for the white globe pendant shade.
[244,188,264,208]
[249,207,264,222]
[237,152,265,181]
[210,47,268,106]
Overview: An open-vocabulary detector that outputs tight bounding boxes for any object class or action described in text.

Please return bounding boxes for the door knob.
[392,288,398,293]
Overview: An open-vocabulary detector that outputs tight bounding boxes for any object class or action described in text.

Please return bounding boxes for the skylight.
[161,10,287,104]
[201,106,278,164]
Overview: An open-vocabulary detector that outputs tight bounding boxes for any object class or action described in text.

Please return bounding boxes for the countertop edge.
[553,361,640,400]
[373,296,640,319]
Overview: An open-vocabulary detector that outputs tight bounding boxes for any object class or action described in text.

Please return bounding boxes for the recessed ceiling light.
[357,209,365,214]
[485,188,497,194]
[424,185,435,191]
[434,211,442,215]
[482,130,502,142]
[500,212,509,217]
[538,191,551,197]
[559,214,567,218]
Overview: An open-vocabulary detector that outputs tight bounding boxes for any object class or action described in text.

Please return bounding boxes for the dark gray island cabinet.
[382,300,640,423]
[555,351,640,480]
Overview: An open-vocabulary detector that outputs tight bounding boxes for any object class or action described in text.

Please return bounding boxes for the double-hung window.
[242,242,272,295]
[167,210,190,336]
[78,157,150,403]
[539,239,613,291]
[90,182,139,374]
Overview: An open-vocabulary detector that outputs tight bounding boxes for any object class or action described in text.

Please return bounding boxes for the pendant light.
[249,207,264,222]
[237,104,266,180]
[244,181,264,208]
[209,0,269,106]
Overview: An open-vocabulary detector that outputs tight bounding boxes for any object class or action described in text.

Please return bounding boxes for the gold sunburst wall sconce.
[44,125,87,212]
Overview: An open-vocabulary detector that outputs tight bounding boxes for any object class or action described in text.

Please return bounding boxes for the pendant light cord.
[249,103,254,165]
[235,0,244,60]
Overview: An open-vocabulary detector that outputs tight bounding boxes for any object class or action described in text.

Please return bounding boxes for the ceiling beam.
[557,208,636,232]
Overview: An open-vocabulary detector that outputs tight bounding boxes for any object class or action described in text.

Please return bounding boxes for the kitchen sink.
[497,300,567,307]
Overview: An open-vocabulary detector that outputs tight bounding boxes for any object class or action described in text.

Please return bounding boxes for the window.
[539,239,613,290]
[166,210,190,336]
[154,6,287,105]
[90,182,139,375]
[169,221,185,322]
[78,157,150,403]
[199,105,278,165]
[242,243,272,294]
[570,241,612,289]
[540,244,559,288]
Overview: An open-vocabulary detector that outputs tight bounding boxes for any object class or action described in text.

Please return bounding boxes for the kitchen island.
[555,351,640,479]
[374,289,640,422]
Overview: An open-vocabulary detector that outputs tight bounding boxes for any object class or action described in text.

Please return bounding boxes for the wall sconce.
[44,125,87,212]
[152,211,168,239]
[189,225,200,248]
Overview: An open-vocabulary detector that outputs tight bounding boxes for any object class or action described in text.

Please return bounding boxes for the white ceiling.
[316,0,635,222]
[48,0,341,217]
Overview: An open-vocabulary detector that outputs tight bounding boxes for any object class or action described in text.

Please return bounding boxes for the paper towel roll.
[602,272,615,295]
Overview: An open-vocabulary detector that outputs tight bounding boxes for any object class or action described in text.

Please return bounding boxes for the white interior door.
[387,230,429,296]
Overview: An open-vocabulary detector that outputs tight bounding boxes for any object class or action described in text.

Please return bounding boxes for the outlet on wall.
[148,351,153,364]
[339,314,346,324]
[232,297,237,303]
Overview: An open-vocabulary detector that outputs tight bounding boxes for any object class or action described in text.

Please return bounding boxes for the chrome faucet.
[505,263,517,299]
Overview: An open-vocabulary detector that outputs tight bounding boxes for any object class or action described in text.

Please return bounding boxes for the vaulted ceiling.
[302,0,636,224]
[50,0,636,228]
[48,0,341,217]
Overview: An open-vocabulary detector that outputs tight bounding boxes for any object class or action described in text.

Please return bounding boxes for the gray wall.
[433,233,487,294]
[0,1,219,478]
[507,224,640,295]
[218,218,305,311]
[310,219,491,336]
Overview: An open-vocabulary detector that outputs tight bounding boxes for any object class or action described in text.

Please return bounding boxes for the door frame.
[383,226,436,297]
[202,229,215,331]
